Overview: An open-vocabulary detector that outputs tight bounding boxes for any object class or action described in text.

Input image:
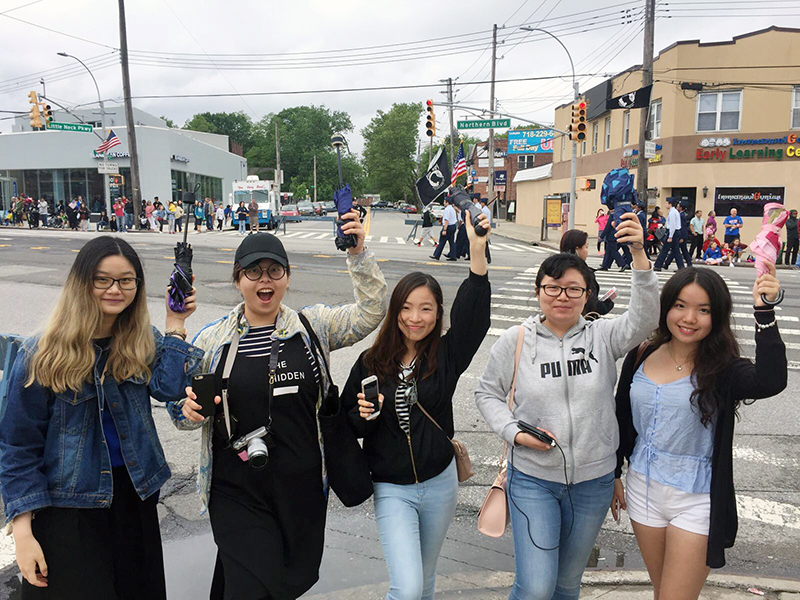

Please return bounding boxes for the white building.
[0,107,247,212]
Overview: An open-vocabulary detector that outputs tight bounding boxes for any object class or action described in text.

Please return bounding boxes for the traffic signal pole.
[636,0,656,203]
[569,81,579,230]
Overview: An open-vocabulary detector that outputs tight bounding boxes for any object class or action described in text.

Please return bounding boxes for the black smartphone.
[518,420,556,447]
[192,373,217,418]
[361,375,380,421]
[612,201,633,246]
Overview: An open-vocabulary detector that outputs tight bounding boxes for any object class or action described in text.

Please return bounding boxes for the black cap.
[234,233,288,269]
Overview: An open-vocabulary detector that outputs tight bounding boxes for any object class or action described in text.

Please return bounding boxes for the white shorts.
[625,468,710,536]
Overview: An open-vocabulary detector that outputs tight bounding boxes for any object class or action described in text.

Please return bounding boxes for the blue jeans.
[238,219,246,234]
[374,459,458,600]
[507,465,614,600]
[125,213,134,231]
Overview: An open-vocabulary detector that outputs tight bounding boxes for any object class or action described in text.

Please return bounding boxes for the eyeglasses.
[92,276,139,290]
[539,284,587,299]
[243,263,286,281]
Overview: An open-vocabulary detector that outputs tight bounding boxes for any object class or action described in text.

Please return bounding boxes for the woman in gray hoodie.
[476,213,659,600]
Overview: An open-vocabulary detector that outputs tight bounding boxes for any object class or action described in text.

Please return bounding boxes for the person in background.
[613,267,786,600]
[664,202,692,269]
[224,204,233,227]
[343,214,490,600]
[38,197,49,228]
[654,197,684,272]
[109,214,118,232]
[216,203,225,231]
[647,207,665,257]
[560,228,614,319]
[236,201,249,235]
[729,239,745,263]
[415,207,437,247]
[595,208,609,255]
[167,198,177,234]
[194,201,204,232]
[204,198,215,232]
[174,200,185,234]
[702,241,725,265]
[78,202,90,232]
[690,210,705,260]
[248,197,260,234]
[722,208,743,245]
[155,202,167,233]
[97,209,109,231]
[113,198,126,233]
[145,201,156,231]
[784,209,798,267]
[123,197,134,232]
[705,210,717,239]
[455,207,469,260]
[597,212,632,272]
[430,196,457,261]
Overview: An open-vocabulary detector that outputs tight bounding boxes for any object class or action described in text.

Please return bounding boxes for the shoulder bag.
[416,401,474,483]
[298,313,374,507]
[477,325,526,538]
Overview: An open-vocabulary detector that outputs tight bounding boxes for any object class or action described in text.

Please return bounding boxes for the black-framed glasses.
[539,284,587,299]
[243,263,286,281]
[92,276,140,290]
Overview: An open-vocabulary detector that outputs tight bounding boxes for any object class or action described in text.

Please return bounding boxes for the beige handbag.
[477,325,526,538]
[416,402,474,482]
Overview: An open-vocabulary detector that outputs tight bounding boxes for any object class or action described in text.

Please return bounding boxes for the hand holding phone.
[361,376,381,421]
[600,287,617,302]
[517,420,556,448]
[191,373,219,419]
[612,201,633,246]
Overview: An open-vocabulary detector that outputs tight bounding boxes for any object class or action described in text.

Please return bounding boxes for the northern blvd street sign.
[97,162,120,175]
[457,119,511,130]
[46,122,93,133]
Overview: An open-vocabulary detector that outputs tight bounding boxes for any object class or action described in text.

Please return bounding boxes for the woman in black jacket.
[342,214,491,600]
[613,266,786,599]
[560,228,614,319]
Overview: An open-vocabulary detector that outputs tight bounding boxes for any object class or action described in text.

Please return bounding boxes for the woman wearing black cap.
[170,209,388,600]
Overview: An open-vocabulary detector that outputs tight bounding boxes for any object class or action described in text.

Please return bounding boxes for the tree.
[159,115,176,128]
[362,103,422,203]
[183,111,255,153]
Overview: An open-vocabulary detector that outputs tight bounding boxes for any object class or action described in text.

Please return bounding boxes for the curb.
[582,571,800,593]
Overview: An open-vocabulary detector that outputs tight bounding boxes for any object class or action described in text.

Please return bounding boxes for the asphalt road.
[0,210,797,598]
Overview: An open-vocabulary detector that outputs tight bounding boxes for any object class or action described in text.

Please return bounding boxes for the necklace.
[666,343,691,371]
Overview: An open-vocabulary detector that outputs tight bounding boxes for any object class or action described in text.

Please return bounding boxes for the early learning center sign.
[696,133,800,161]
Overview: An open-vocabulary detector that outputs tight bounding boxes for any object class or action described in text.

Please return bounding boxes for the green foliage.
[183,111,255,153]
[362,103,422,203]
[159,115,176,128]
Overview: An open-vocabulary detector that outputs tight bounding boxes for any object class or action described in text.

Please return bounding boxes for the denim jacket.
[0,328,203,524]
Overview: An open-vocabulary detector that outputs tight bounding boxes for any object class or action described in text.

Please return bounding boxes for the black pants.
[432,225,457,259]
[690,233,704,260]
[666,239,692,268]
[654,236,684,270]
[785,239,799,266]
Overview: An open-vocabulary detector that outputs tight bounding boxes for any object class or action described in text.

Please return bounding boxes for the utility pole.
[487,24,498,208]
[118,0,142,226]
[313,155,317,203]
[275,120,281,195]
[636,0,656,203]
[447,78,455,165]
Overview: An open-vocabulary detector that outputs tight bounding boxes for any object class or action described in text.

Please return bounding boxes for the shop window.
[648,99,662,139]
[792,87,800,129]
[697,91,741,132]
[623,111,630,145]
[517,155,535,170]
[604,117,611,150]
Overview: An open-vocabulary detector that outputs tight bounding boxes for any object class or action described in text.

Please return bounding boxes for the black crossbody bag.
[298,313,374,507]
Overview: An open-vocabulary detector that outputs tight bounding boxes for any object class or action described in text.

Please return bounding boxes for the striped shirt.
[238,324,320,383]
[394,363,415,435]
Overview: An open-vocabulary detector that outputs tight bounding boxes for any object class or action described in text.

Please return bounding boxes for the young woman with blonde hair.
[0,236,203,600]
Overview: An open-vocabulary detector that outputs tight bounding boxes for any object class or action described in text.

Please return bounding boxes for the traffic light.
[568,100,587,142]
[41,104,53,127]
[425,99,436,137]
[28,91,42,129]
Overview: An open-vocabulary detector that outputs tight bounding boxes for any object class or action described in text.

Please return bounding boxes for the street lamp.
[520,27,578,230]
[57,52,111,216]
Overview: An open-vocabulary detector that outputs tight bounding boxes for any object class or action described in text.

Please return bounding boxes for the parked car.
[311,202,326,216]
[297,200,315,216]
[280,204,300,217]
[398,203,418,214]
[322,200,336,213]
[429,203,445,219]
[372,200,389,209]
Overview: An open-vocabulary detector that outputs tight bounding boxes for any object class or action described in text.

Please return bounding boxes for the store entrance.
[671,187,697,212]
[0,176,15,212]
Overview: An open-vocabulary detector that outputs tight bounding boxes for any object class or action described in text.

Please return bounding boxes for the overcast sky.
[1,0,798,154]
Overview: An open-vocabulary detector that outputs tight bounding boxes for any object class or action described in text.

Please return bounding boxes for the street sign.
[457,118,511,130]
[493,170,507,186]
[644,140,656,159]
[495,185,506,193]
[97,162,119,174]
[508,129,554,154]
[46,122,92,133]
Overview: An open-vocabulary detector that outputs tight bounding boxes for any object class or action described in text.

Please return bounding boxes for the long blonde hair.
[27,236,155,393]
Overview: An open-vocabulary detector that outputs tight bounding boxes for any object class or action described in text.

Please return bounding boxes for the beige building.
[515,26,800,245]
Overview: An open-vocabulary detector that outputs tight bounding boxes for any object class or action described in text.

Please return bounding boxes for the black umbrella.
[167,191,196,312]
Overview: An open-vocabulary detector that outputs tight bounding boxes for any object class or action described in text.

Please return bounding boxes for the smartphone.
[361,375,380,421]
[192,373,218,418]
[517,420,556,447]
[600,287,617,302]
[612,201,633,246]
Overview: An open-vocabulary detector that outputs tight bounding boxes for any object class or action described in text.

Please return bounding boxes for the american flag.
[451,142,467,184]
[96,130,121,154]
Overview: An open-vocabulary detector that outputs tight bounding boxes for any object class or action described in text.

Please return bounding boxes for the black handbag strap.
[297,312,333,385]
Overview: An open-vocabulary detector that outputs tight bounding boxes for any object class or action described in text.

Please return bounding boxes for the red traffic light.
[578,102,587,110]
[426,99,433,107]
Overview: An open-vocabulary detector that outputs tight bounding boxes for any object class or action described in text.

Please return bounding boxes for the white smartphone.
[361,375,380,421]
[600,287,617,302]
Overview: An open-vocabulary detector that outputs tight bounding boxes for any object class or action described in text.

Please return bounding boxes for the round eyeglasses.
[539,284,587,299]
[243,263,287,281]
[92,276,140,290]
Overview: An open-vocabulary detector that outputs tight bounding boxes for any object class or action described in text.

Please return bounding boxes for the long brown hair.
[27,236,155,393]
[649,267,740,425]
[363,272,444,383]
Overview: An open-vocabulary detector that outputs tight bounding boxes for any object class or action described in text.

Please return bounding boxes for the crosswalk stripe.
[379,236,388,243]
[365,235,373,242]
[299,232,318,239]
[495,244,525,252]
[395,237,406,244]
[492,303,532,312]
[494,294,534,301]
[315,232,331,239]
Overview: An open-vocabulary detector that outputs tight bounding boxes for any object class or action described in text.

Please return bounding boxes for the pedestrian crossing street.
[232,228,558,254]
[488,262,800,371]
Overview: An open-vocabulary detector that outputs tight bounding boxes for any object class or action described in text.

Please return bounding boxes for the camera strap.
[220,327,281,441]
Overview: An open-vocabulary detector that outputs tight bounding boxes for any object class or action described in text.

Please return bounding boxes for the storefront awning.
[513,163,552,183]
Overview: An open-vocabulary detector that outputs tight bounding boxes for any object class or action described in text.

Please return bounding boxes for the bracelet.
[165,328,187,340]
[630,241,644,250]
[754,318,777,332]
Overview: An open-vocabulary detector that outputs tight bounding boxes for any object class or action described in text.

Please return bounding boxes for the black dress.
[209,325,326,600]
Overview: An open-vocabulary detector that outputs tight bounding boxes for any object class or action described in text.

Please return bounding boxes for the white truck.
[230,176,279,230]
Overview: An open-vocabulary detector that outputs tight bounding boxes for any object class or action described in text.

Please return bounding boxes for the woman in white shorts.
[613,266,787,600]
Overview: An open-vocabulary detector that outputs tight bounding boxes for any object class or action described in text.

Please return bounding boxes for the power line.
[0,12,117,49]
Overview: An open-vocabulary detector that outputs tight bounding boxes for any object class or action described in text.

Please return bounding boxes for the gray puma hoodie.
[475,267,659,484]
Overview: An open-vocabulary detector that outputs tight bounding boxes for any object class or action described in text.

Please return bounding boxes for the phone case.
[192,374,217,418]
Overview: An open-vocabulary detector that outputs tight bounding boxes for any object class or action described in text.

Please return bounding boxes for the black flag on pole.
[415,147,451,207]
[605,84,653,110]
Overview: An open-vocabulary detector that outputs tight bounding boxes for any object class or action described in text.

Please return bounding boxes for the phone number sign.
[508,129,554,154]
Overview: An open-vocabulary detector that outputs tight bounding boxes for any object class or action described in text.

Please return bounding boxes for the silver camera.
[232,426,269,469]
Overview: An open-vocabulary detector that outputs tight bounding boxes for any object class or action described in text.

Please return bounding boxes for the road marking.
[336,269,349,274]
[0,244,9,248]
[30,246,49,250]
[377,258,390,262]
[494,294,533,301]
[487,266,513,270]
[731,312,797,322]
[737,495,800,530]
[738,337,800,350]
[499,287,532,293]
[216,260,233,264]
[313,254,334,258]
[492,303,532,312]
[281,231,305,238]
[314,233,331,239]
[71,249,80,252]
[733,446,799,467]
[217,248,234,252]
[419,261,445,266]
[365,236,373,242]
[395,237,406,245]
[494,244,525,252]
[299,232,318,239]
[379,236,388,244]
[163,256,173,259]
